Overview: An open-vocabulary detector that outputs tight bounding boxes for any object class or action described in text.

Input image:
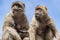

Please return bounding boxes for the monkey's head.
[35,5,48,21]
[11,1,25,16]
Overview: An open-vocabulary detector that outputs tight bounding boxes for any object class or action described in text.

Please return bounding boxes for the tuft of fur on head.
[35,5,48,14]
[11,1,25,9]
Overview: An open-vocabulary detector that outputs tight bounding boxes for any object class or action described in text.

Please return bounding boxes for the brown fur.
[29,5,60,40]
[2,1,29,40]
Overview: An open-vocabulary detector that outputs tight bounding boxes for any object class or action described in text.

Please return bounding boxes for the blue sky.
[0,0,60,39]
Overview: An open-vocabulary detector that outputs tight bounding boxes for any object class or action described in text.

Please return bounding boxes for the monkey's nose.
[13,9,19,11]
[13,9,18,13]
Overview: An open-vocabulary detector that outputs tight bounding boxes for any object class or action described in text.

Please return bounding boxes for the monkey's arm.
[2,13,21,40]
[29,25,36,40]
[48,17,60,40]
[3,13,15,30]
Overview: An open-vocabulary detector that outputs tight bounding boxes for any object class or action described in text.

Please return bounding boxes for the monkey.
[29,5,60,40]
[2,1,29,40]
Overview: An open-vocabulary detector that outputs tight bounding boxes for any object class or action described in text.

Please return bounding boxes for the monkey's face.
[35,6,48,20]
[11,1,25,16]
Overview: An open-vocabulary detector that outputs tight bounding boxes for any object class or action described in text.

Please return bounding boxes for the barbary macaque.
[2,1,29,40]
[29,5,60,40]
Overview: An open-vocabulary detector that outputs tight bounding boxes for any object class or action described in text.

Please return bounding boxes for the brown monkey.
[2,1,29,40]
[29,5,60,40]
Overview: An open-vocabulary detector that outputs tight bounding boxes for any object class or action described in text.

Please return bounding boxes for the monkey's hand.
[55,32,60,40]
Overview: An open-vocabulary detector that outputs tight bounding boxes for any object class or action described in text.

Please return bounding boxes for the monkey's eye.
[12,4,22,8]
[16,4,22,8]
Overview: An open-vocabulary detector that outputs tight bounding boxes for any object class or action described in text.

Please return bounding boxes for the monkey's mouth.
[35,13,42,18]
[13,10,18,14]
[35,13,43,21]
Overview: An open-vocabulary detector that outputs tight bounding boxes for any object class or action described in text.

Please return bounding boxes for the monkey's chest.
[14,15,25,26]
[13,16,28,32]
[15,19,26,29]
[36,24,49,36]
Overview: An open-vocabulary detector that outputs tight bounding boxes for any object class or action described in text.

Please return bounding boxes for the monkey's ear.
[45,6,47,10]
[11,3,15,8]
[23,3,25,8]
